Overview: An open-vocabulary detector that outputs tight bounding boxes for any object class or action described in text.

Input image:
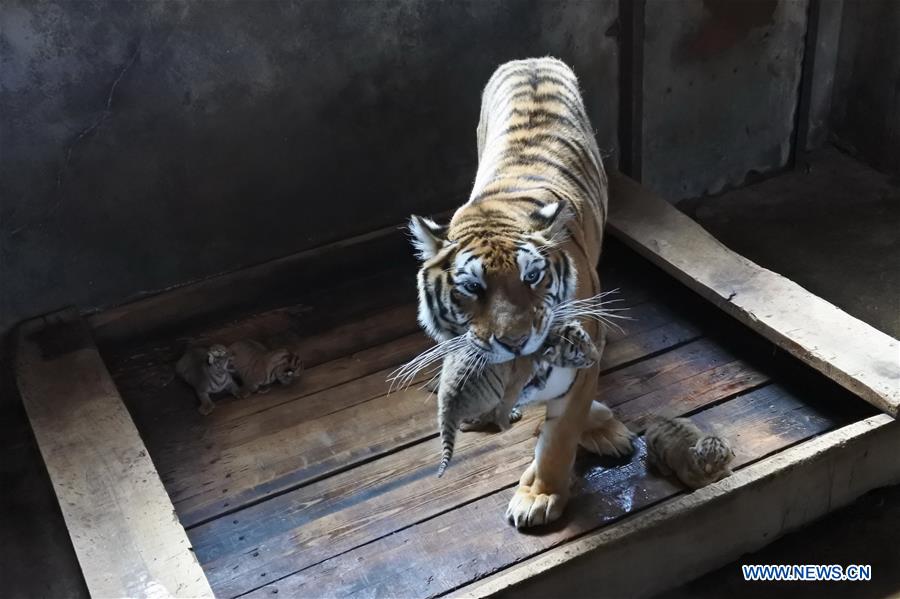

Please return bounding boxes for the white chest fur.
[519,366,577,406]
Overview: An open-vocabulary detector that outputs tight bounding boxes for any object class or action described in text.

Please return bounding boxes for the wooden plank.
[242,383,854,599]
[113,308,426,452]
[168,308,702,527]
[88,223,420,347]
[616,360,770,431]
[599,337,740,407]
[168,366,435,526]
[608,170,900,415]
[190,355,767,597]
[195,406,542,597]
[462,413,900,599]
[14,311,213,598]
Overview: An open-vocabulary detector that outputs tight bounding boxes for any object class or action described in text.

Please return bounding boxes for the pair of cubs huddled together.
[176,340,302,415]
[434,318,735,492]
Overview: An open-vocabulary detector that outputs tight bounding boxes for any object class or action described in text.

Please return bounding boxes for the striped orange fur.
[409,58,633,529]
[409,57,607,363]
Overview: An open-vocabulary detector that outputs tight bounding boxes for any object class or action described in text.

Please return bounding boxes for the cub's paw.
[506,486,567,529]
[459,416,494,432]
[198,402,215,416]
[580,416,635,458]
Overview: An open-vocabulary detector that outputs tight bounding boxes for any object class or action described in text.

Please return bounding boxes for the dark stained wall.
[641,0,808,200]
[830,0,900,176]
[0,0,620,335]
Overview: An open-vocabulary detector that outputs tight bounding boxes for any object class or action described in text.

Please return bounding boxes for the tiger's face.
[409,201,577,363]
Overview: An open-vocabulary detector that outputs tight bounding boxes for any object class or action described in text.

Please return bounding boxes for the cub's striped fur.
[437,319,599,477]
[409,57,633,528]
[176,344,238,415]
[645,416,735,489]
[228,340,302,397]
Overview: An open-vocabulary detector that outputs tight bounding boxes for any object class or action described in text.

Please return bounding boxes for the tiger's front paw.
[505,462,568,528]
[506,486,568,528]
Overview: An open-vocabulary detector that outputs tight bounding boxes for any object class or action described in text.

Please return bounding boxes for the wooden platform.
[15,311,213,598]
[97,240,878,598]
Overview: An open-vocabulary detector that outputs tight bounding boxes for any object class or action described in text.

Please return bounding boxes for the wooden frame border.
[18,172,897,597]
[607,171,900,416]
[15,310,214,599]
[457,413,900,598]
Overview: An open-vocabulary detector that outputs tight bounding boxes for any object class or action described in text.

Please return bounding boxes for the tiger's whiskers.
[552,288,633,334]
[387,334,467,393]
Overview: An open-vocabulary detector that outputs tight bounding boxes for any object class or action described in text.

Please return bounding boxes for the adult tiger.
[408,57,634,528]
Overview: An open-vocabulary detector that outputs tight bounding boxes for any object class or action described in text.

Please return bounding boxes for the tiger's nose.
[495,334,529,353]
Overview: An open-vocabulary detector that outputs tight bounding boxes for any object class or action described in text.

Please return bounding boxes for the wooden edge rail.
[457,413,900,598]
[14,309,214,599]
[607,171,900,416]
[86,210,454,347]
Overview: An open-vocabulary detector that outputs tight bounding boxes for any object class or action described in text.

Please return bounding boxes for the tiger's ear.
[532,201,572,243]
[408,215,448,261]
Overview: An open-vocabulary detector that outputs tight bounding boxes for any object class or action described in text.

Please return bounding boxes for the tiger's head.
[409,200,577,364]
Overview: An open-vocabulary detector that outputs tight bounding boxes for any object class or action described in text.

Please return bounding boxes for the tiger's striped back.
[463,57,607,253]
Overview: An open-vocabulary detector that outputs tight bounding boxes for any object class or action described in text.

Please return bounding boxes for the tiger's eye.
[524,270,540,284]
[464,281,481,294]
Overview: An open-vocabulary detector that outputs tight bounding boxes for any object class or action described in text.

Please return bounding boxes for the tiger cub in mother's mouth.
[228,340,303,398]
[437,319,601,477]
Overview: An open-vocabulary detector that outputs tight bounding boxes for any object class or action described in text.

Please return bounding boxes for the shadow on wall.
[0,0,620,336]
[641,0,807,201]
[830,0,900,177]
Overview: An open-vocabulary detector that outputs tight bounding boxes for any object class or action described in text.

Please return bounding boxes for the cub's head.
[272,351,303,385]
[691,435,735,474]
[207,344,234,373]
[409,201,577,363]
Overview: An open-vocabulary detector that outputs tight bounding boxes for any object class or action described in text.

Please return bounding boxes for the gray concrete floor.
[663,147,900,599]
[679,147,900,339]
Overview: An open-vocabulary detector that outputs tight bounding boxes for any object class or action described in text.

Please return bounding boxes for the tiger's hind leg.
[579,401,635,458]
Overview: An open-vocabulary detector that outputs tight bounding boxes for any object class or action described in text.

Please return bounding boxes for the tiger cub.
[645,416,735,489]
[228,340,303,397]
[176,344,239,415]
[437,320,600,477]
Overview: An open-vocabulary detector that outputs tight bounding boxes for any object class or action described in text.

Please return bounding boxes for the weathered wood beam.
[15,310,213,599]
[606,171,900,416]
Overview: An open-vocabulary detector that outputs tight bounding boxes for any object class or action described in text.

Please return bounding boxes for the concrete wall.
[830,0,900,176]
[9,0,893,338]
[641,0,808,200]
[803,0,844,151]
[0,0,619,335]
